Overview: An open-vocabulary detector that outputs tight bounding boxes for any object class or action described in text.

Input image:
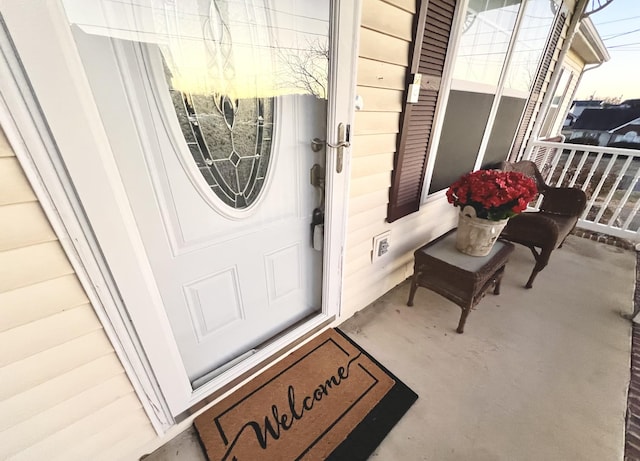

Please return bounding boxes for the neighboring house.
[571,99,604,117]
[609,117,640,145]
[0,0,608,459]
[564,106,640,146]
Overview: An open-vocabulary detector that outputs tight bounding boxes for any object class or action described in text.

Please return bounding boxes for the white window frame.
[422,0,563,199]
[539,66,573,137]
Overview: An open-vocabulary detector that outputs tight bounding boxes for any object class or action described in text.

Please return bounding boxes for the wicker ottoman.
[407,229,514,333]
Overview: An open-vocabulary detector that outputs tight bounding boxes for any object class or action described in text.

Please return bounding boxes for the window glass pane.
[551,69,572,106]
[541,68,573,136]
[503,0,558,94]
[453,0,521,88]
[429,91,494,193]
[481,96,527,168]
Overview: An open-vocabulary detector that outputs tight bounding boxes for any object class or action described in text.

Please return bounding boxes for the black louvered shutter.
[387,0,456,223]
[509,9,567,161]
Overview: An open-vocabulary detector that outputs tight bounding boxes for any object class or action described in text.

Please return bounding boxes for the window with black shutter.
[386,0,456,223]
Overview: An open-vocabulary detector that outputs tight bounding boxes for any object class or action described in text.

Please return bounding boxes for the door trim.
[0,16,172,434]
[0,0,360,420]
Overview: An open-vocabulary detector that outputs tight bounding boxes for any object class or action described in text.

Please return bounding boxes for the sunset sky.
[575,0,640,100]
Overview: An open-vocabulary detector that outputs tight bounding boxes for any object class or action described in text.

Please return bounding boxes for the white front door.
[68,0,339,384]
[1,0,357,415]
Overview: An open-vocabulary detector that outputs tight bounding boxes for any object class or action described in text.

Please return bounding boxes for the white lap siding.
[0,128,156,460]
[343,0,457,320]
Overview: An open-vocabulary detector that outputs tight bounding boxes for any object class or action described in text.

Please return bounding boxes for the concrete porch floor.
[144,235,635,461]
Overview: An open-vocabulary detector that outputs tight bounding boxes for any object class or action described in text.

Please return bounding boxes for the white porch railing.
[522,140,640,241]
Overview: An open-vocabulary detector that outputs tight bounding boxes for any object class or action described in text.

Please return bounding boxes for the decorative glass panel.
[166,68,274,208]
[160,1,277,209]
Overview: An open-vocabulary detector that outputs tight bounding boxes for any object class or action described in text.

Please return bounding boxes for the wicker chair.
[498,160,587,288]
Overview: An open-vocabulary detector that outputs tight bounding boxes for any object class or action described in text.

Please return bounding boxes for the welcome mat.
[194,328,418,461]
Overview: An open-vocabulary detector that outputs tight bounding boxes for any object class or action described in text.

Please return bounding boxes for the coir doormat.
[194,328,418,461]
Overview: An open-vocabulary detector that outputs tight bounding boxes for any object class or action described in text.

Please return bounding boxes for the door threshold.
[176,312,335,422]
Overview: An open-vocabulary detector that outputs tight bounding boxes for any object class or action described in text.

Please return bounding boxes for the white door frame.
[0,0,360,425]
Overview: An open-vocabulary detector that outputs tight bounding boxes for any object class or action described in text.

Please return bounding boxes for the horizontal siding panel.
[0,124,153,460]
[0,330,113,400]
[0,354,124,432]
[345,239,436,305]
[55,411,154,461]
[0,202,57,251]
[356,86,404,112]
[347,225,390,264]
[346,240,375,268]
[347,205,388,234]
[344,260,412,308]
[359,28,410,67]
[0,129,14,157]
[361,0,414,41]
[0,274,89,332]
[565,50,583,72]
[348,189,390,216]
[343,199,456,318]
[344,251,411,295]
[351,152,395,178]
[356,58,406,90]
[0,157,37,206]
[349,172,391,198]
[381,0,416,13]
[352,133,398,157]
[0,241,75,293]
[353,111,401,135]
[2,390,143,460]
[0,304,101,367]
[344,251,372,279]
[343,264,406,317]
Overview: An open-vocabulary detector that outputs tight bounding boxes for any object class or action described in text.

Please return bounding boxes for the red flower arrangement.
[446,169,538,221]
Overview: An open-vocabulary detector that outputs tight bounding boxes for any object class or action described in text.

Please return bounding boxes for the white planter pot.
[455,206,508,257]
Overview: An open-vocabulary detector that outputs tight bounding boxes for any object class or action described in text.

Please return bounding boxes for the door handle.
[310,138,351,150]
[310,123,350,174]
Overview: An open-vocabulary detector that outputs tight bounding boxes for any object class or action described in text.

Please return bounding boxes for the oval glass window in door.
[167,78,274,210]
[161,0,277,210]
